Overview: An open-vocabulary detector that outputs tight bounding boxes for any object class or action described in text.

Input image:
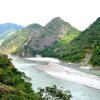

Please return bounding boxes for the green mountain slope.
[42,17,100,66]
[41,28,80,57]
[40,17,71,36]
[0,24,43,54]
[19,17,80,57]
[0,30,15,45]
[0,54,39,99]
[0,23,23,45]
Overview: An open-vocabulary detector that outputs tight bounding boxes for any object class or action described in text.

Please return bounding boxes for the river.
[11,56,100,100]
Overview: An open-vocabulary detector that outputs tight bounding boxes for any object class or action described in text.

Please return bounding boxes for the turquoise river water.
[11,56,100,100]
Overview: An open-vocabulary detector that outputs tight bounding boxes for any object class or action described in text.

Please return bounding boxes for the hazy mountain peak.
[52,16,63,21]
[26,23,43,29]
[0,23,23,33]
[44,16,71,30]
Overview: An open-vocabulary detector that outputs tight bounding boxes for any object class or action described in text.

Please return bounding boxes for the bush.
[38,85,72,100]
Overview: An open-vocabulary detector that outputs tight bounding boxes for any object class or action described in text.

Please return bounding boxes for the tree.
[38,85,72,100]
[0,54,12,69]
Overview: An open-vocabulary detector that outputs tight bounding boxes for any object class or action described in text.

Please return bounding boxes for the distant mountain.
[42,17,100,66]
[0,23,23,45]
[18,17,80,57]
[0,23,23,34]
[0,24,43,54]
[40,17,71,37]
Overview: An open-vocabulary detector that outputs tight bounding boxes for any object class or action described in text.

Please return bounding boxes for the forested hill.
[0,17,100,66]
[0,24,43,54]
[0,17,80,57]
[41,17,100,67]
[18,17,80,57]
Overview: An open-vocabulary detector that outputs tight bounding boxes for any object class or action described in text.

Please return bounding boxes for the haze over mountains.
[0,17,100,67]
[0,23,23,33]
[0,23,23,45]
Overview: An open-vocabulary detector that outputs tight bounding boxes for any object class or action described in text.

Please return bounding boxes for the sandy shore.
[34,62,100,90]
[26,57,60,63]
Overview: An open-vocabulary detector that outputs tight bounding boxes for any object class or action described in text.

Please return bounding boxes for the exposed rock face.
[25,24,44,50]
[0,24,43,55]
[19,17,75,57]
[38,35,58,49]
[0,17,80,58]
[80,53,92,66]
[19,24,44,57]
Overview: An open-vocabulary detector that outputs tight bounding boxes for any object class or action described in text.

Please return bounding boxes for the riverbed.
[11,56,100,100]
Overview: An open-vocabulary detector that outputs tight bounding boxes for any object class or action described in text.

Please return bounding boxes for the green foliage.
[1,17,100,66]
[0,54,40,100]
[40,28,80,59]
[0,54,72,100]
[0,23,23,45]
[0,29,31,54]
[23,45,38,56]
[0,54,12,69]
[41,17,100,66]
[38,85,72,100]
[1,94,27,100]
[19,17,76,57]
[40,17,71,37]
[62,17,100,66]
[0,17,80,59]
[90,46,100,66]
[0,24,40,54]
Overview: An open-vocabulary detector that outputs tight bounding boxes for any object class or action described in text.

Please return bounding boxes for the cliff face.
[19,17,80,57]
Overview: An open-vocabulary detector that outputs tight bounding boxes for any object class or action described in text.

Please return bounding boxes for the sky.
[0,0,100,31]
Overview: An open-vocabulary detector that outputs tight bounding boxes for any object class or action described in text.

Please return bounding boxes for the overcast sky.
[0,0,100,30]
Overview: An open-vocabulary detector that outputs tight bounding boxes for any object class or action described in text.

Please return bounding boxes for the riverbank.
[9,56,100,100]
[26,57,60,63]
[33,62,100,90]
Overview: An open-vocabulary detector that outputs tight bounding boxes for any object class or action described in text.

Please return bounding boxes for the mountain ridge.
[41,17,100,67]
[1,17,100,66]
[0,23,23,34]
[18,17,80,57]
[0,23,23,45]
[0,23,44,54]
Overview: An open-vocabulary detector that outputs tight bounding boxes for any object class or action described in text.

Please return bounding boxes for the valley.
[0,16,100,100]
[0,17,100,67]
[11,56,100,100]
